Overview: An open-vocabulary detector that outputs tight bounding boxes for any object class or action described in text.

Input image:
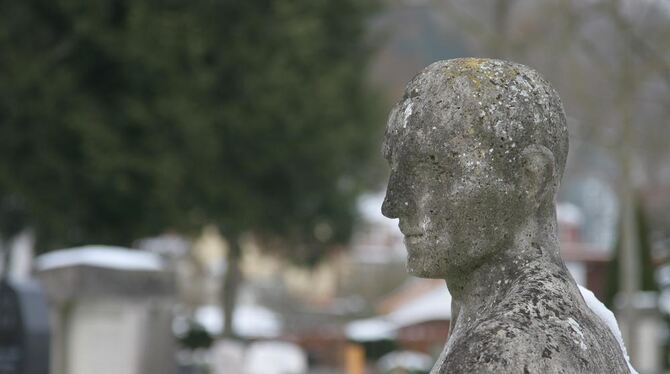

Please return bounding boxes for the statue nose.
[382,172,403,219]
[381,191,397,219]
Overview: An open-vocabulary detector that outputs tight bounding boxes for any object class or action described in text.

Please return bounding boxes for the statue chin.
[406,256,441,279]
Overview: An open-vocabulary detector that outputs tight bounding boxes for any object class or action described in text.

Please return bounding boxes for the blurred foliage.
[360,338,397,361]
[0,0,383,258]
[177,321,214,350]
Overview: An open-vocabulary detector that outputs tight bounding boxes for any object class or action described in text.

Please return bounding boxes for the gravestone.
[0,279,50,374]
[381,58,631,373]
[35,245,176,374]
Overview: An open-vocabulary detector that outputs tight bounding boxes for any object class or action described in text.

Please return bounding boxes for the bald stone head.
[382,58,569,278]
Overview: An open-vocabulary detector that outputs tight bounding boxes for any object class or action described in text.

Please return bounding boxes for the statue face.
[381,58,568,279]
[382,97,518,278]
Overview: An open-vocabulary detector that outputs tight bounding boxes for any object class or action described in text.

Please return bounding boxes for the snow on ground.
[244,341,307,374]
[194,304,282,338]
[35,245,164,271]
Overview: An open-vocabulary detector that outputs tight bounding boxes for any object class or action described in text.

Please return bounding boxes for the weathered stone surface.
[381,58,629,373]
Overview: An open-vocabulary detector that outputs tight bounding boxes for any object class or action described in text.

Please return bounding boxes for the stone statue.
[381,58,630,373]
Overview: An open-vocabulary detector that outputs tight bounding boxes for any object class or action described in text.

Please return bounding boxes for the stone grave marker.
[35,245,176,374]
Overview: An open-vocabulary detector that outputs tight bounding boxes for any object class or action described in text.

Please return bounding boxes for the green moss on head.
[442,58,521,94]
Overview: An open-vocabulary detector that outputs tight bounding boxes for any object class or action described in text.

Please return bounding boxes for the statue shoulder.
[438,318,540,373]
[437,316,628,374]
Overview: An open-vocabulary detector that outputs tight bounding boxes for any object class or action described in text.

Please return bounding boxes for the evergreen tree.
[0,0,382,336]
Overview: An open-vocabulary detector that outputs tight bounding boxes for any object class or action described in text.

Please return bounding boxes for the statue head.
[382,58,569,278]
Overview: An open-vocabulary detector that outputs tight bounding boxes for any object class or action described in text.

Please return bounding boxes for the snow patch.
[194,304,281,338]
[579,285,637,374]
[245,341,307,374]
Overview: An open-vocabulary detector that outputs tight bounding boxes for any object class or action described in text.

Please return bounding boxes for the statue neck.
[445,214,566,320]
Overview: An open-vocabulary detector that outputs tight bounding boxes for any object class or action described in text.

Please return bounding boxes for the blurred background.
[0,0,669,373]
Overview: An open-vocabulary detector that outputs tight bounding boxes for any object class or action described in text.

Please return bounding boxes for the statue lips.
[400,226,425,246]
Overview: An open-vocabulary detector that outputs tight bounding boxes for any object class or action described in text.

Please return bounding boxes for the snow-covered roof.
[386,286,451,328]
[346,286,451,341]
[345,318,397,342]
[35,245,164,272]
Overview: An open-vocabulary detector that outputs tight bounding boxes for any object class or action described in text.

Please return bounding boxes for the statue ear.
[520,144,557,205]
